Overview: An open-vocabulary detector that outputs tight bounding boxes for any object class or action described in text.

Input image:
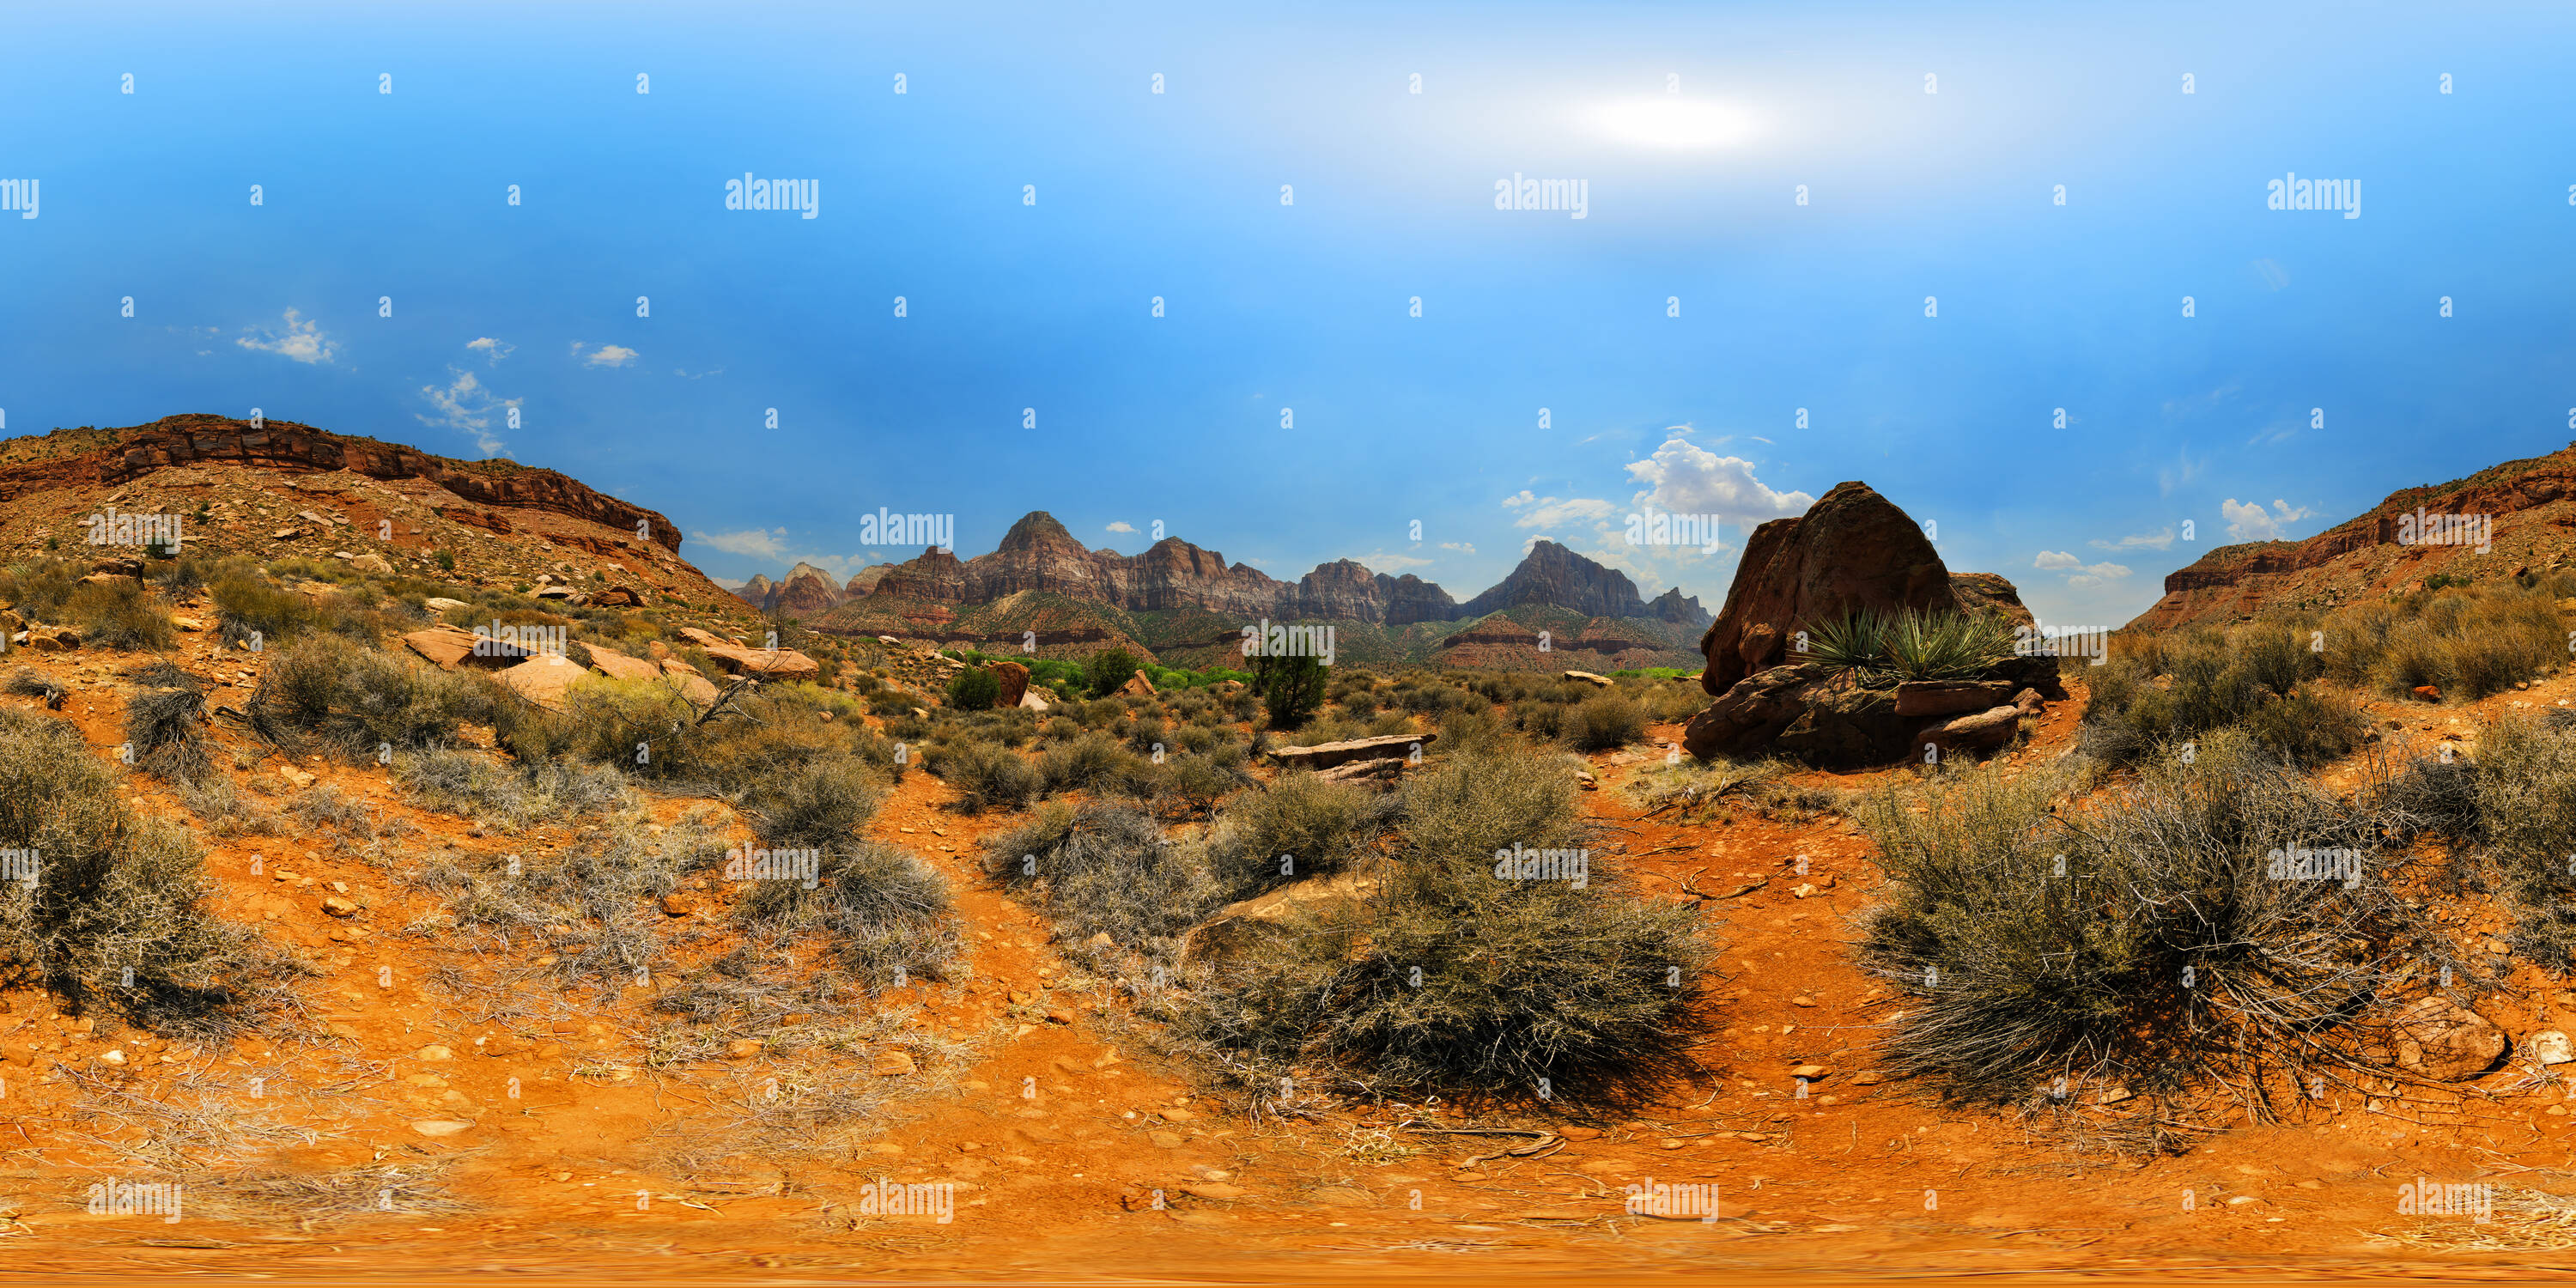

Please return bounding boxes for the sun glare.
[1591,98,1755,149]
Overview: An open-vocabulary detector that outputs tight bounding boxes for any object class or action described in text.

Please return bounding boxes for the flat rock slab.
[582,644,662,682]
[702,644,820,682]
[402,626,532,671]
[497,653,591,712]
[1267,732,1432,771]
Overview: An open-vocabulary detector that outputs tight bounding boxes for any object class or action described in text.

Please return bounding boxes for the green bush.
[929,738,1043,815]
[1559,693,1645,752]
[1086,648,1142,697]
[1251,649,1329,731]
[946,667,1001,711]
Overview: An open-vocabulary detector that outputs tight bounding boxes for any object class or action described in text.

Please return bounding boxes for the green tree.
[1086,647,1141,696]
[1251,650,1329,730]
[947,666,1002,710]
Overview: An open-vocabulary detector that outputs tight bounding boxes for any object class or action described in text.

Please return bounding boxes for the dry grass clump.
[1175,750,1710,1100]
[927,738,1043,815]
[68,577,177,651]
[2464,715,2576,963]
[1559,692,1646,751]
[2323,582,2567,702]
[733,842,963,991]
[0,707,286,1034]
[987,802,1222,975]
[416,813,731,990]
[1204,771,1397,898]
[1857,730,2426,1112]
[124,683,212,784]
[397,747,631,825]
[246,635,501,760]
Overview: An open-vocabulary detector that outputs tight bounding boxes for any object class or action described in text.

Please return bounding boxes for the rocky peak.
[1461,540,1651,620]
[1647,586,1711,627]
[764,562,846,616]
[734,574,775,607]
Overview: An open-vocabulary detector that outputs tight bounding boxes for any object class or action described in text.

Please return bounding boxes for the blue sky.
[3,1,2573,629]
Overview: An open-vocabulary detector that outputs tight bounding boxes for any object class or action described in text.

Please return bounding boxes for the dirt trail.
[7,629,2576,1280]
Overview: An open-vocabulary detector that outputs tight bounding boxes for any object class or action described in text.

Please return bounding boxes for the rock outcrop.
[762,562,845,616]
[733,574,774,607]
[1698,482,1964,696]
[1461,540,1659,621]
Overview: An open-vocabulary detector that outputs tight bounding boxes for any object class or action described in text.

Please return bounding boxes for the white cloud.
[415,368,520,456]
[1344,549,1433,574]
[2067,562,2131,589]
[1504,492,1617,529]
[1438,541,1475,554]
[2034,550,2084,570]
[2089,527,2176,552]
[1621,435,1814,527]
[2158,444,2208,497]
[570,341,639,368]
[2221,498,2314,542]
[693,528,794,560]
[465,337,513,362]
[236,308,337,364]
[1104,520,1136,534]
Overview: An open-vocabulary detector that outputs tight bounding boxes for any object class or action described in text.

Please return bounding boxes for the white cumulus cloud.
[2221,498,2315,542]
[416,368,520,456]
[1621,435,1814,528]
[1104,520,1136,534]
[570,341,639,368]
[465,337,514,363]
[236,308,337,364]
[2034,550,2084,570]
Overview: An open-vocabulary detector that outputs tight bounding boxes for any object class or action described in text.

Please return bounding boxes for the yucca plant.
[1806,609,2010,682]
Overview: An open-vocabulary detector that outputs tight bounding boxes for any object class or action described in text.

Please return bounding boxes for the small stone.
[872,1048,918,1077]
[415,1044,453,1061]
[1045,1007,1075,1024]
[1850,1070,1885,1086]
[1149,1130,1184,1148]
[659,892,698,918]
[279,765,316,788]
[410,1120,474,1138]
[725,1038,762,1060]
[1161,1106,1197,1122]
[99,1048,125,1066]
[1789,1064,1830,1079]
[1790,995,1817,1008]
[321,896,360,918]
[2529,1030,2576,1066]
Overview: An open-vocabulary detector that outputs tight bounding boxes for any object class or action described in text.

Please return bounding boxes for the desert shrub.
[743,754,881,850]
[734,841,963,991]
[1142,752,1253,821]
[1806,608,2013,682]
[398,747,630,825]
[2375,753,2483,842]
[508,816,729,987]
[0,560,81,623]
[1637,679,1709,725]
[1178,749,1706,1097]
[1434,703,1515,757]
[929,739,1043,815]
[2081,629,2366,768]
[1512,698,1565,740]
[1039,732,1150,798]
[1206,772,1394,897]
[1559,693,1646,752]
[248,635,501,759]
[3,669,65,706]
[1857,732,2421,1109]
[1127,713,1170,756]
[0,708,277,1032]
[124,683,211,784]
[287,785,375,839]
[987,802,1220,970]
[212,573,318,647]
[2471,716,2576,963]
[67,579,176,651]
[946,667,1001,711]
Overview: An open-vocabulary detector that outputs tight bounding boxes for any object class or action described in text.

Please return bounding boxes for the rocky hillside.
[0,414,757,623]
[2132,441,2576,630]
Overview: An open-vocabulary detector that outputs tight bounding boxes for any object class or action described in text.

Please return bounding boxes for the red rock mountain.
[767,511,1711,630]
[2132,441,2576,630]
[733,574,775,607]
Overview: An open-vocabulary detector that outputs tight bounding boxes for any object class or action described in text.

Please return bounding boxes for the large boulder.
[580,643,663,682]
[1684,662,2032,768]
[702,644,821,683]
[1681,662,1836,760]
[987,661,1030,708]
[496,653,590,712]
[1698,482,1964,696]
[402,626,532,671]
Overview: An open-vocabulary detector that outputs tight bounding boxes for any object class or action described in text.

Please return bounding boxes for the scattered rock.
[409,1120,474,1139]
[1561,670,1614,687]
[659,892,699,918]
[2385,994,2506,1081]
[278,765,316,788]
[1266,732,1430,772]
[415,1045,454,1061]
[349,552,394,575]
[2529,1030,2576,1066]
[320,896,360,918]
[872,1048,918,1077]
[2414,685,2442,702]
[1180,869,1380,967]
[725,1038,763,1060]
